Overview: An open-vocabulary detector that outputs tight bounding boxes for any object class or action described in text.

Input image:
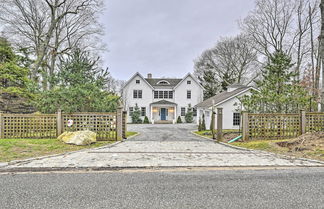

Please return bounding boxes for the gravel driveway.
[2,124,324,170]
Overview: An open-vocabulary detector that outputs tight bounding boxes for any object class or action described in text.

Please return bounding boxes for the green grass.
[232,140,289,153]
[195,130,240,138]
[126,132,138,138]
[0,131,137,162]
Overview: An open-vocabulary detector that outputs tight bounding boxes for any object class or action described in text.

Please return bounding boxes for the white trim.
[173,73,204,90]
[213,87,257,107]
[157,80,171,85]
[123,72,154,90]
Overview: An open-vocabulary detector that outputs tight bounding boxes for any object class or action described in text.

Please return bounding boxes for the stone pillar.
[216,108,223,141]
[116,106,123,140]
[300,109,306,135]
[57,109,63,137]
[242,111,249,141]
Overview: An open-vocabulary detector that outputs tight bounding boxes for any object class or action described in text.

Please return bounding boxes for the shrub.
[185,111,193,123]
[201,114,206,131]
[131,104,142,124]
[143,116,150,124]
[177,116,182,123]
[198,118,202,131]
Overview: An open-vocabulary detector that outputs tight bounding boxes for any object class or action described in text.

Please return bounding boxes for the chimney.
[147,73,152,79]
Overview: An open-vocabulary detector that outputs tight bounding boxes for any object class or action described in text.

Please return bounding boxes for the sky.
[100,0,256,81]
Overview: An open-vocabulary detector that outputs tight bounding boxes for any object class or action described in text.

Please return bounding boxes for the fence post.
[57,109,63,137]
[0,111,4,139]
[242,111,249,141]
[216,108,223,141]
[300,109,306,135]
[116,106,123,141]
[122,111,127,139]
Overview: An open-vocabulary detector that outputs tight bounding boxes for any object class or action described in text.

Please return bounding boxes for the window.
[133,90,142,99]
[187,80,191,84]
[181,107,186,116]
[193,108,197,116]
[138,90,142,98]
[169,91,173,99]
[133,90,138,98]
[187,90,191,99]
[164,91,168,98]
[233,113,241,126]
[159,91,164,99]
[129,107,134,116]
[157,80,170,85]
[154,91,158,99]
[136,80,140,84]
[141,107,146,116]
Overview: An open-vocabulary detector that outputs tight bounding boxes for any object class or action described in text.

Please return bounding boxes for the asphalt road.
[1,168,324,209]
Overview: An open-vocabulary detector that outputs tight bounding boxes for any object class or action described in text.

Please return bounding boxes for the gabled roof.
[173,73,204,90]
[151,100,177,105]
[145,78,182,88]
[195,86,254,108]
[123,72,154,90]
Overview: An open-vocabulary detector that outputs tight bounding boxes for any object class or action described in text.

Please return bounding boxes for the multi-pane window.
[129,107,134,116]
[154,91,159,99]
[136,80,140,84]
[133,90,142,98]
[193,108,197,116]
[181,107,186,116]
[141,107,146,116]
[159,91,164,99]
[169,91,173,99]
[154,91,174,99]
[233,113,241,126]
[187,90,191,99]
[187,80,191,84]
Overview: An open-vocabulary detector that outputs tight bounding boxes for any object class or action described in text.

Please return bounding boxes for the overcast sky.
[101,0,256,81]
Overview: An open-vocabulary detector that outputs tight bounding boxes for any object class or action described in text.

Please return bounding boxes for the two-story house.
[122,72,204,124]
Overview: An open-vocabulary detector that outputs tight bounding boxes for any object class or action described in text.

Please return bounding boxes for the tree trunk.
[320,0,324,111]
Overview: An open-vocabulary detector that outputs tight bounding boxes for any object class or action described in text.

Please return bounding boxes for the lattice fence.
[0,111,126,140]
[247,113,300,140]
[62,112,117,141]
[306,113,324,132]
[1,114,57,139]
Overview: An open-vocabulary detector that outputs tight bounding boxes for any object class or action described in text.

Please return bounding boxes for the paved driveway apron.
[3,124,324,170]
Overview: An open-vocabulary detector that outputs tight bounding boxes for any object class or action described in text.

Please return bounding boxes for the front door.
[161,108,166,120]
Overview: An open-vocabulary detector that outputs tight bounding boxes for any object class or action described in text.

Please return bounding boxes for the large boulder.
[58,130,96,146]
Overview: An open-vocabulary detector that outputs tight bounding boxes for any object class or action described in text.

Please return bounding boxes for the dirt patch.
[223,132,241,142]
[275,132,324,160]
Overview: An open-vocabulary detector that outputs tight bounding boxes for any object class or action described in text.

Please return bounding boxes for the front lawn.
[0,131,138,162]
[195,130,241,142]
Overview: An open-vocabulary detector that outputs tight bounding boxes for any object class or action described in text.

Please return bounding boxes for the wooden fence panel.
[1,114,57,139]
[306,113,324,132]
[247,113,300,140]
[62,112,117,141]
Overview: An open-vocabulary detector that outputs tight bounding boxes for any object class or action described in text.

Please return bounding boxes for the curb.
[1,165,324,174]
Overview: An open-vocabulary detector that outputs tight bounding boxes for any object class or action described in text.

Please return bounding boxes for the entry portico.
[150,100,177,124]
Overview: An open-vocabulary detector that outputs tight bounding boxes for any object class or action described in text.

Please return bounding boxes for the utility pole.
[320,0,324,111]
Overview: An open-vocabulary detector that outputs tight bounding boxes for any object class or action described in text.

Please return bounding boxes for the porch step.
[154,120,173,124]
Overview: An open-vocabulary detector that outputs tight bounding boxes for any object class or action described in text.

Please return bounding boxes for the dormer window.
[157,80,170,85]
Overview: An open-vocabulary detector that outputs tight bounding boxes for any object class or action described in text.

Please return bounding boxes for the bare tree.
[194,34,259,98]
[0,0,104,89]
[241,0,320,80]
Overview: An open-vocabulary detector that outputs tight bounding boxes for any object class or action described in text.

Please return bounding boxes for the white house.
[195,85,255,130]
[122,72,204,124]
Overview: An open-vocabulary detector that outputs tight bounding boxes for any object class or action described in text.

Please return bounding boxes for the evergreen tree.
[198,118,202,131]
[185,111,194,123]
[0,38,34,112]
[241,51,313,113]
[143,116,150,124]
[131,104,142,124]
[201,114,206,131]
[34,49,119,113]
[177,116,182,123]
